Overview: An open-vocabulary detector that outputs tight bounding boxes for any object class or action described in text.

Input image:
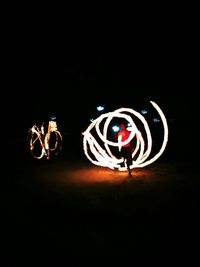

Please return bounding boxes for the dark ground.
[2,139,200,266]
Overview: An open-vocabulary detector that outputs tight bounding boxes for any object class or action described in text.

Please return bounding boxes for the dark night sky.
[4,3,199,159]
[7,4,199,103]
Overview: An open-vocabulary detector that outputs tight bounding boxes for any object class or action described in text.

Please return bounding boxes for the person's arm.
[118,134,122,152]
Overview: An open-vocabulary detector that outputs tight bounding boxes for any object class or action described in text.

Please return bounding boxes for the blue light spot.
[97,105,105,111]
[141,109,148,114]
[153,118,160,122]
[112,125,120,132]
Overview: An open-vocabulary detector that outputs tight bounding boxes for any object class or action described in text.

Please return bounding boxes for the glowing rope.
[82,101,168,171]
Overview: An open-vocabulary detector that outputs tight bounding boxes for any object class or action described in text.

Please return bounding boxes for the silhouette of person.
[117,122,134,177]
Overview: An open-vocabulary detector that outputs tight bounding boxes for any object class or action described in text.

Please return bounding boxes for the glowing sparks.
[82,101,169,171]
[28,120,63,160]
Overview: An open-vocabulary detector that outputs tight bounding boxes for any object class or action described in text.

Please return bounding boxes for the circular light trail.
[82,101,168,171]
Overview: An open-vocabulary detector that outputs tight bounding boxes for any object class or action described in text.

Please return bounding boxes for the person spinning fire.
[117,122,134,177]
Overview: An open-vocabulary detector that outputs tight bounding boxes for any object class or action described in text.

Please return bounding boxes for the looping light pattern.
[82,101,169,171]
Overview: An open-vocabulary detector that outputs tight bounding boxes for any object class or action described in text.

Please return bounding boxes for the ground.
[2,156,199,266]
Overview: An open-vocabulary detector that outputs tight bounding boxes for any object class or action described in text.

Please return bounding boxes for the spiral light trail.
[82,101,168,171]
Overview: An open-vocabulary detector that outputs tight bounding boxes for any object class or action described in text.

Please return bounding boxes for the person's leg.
[127,162,132,177]
[127,148,133,177]
[121,147,132,177]
[124,156,132,177]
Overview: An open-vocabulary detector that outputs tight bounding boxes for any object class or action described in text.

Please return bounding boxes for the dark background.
[5,3,199,163]
[2,3,200,266]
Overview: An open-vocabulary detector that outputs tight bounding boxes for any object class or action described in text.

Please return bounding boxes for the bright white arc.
[137,101,169,167]
[82,101,169,171]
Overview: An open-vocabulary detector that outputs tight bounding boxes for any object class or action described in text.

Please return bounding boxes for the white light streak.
[82,101,169,171]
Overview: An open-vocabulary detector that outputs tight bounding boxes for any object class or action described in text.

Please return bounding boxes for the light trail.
[82,101,168,171]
